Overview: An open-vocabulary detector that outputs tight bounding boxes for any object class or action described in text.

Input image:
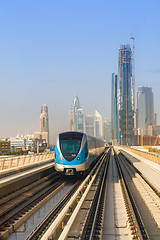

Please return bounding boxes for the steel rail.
[114,149,150,240]
[27,151,107,240]
[0,171,57,212]
[58,151,108,240]
[26,178,81,240]
[120,151,160,197]
[88,150,110,240]
[0,175,64,238]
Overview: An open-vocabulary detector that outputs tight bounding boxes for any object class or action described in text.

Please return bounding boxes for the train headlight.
[60,157,63,160]
[77,157,80,160]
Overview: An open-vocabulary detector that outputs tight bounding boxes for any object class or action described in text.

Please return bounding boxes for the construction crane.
[130,34,135,112]
[153,134,159,146]
[138,128,159,147]
[130,17,145,112]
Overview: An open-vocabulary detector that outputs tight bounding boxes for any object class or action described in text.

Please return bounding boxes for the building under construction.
[118,45,134,145]
[133,135,160,146]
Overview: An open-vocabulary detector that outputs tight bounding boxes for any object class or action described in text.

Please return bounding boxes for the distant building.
[69,96,84,132]
[154,113,157,125]
[136,87,155,135]
[84,115,94,136]
[103,119,112,143]
[33,104,49,148]
[0,140,10,154]
[133,135,160,146]
[111,73,118,141]
[9,134,35,152]
[73,96,80,131]
[103,118,108,141]
[40,104,49,146]
[33,132,47,148]
[94,110,103,138]
[77,108,84,132]
[69,105,74,131]
[34,132,42,140]
[148,125,160,136]
[118,44,134,145]
[107,121,112,142]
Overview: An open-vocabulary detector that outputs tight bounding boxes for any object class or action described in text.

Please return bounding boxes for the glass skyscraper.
[118,45,134,145]
[94,110,103,138]
[111,73,118,141]
[136,87,154,135]
[69,96,84,132]
[84,115,94,136]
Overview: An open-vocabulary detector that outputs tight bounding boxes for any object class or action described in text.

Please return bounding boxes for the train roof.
[59,131,85,140]
[58,131,104,142]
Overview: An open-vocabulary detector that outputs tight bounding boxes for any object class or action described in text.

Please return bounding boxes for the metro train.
[54,131,105,175]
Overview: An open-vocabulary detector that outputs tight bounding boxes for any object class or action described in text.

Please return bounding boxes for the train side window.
[85,142,88,158]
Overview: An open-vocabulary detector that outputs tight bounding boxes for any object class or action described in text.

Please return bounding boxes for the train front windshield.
[60,139,81,154]
[59,132,83,160]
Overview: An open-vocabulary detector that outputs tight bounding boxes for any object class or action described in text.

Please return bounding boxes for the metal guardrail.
[0,152,55,170]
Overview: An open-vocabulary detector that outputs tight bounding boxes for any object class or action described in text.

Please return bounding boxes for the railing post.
[35,154,38,163]
[38,153,41,162]
[28,154,31,164]
[1,160,5,170]
[33,154,36,163]
[17,156,20,167]
[9,158,13,168]
[22,155,26,166]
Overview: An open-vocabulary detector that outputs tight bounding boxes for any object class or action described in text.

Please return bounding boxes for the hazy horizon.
[0,0,160,143]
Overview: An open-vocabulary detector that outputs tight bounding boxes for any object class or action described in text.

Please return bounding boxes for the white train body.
[55,131,104,175]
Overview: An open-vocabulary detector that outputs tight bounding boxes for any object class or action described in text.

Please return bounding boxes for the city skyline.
[0,0,160,143]
[69,96,106,139]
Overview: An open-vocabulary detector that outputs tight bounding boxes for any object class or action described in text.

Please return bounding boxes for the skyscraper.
[73,96,80,131]
[136,87,155,135]
[103,118,112,142]
[118,45,134,145]
[69,96,84,132]
[111,73,118,141]
[69,105,74,131]
[77,108,84,132]
[94,110,103,138]
[103,118,108,141]
[107,121,112,142]
[40,104,49,146]
[84,115,94,136]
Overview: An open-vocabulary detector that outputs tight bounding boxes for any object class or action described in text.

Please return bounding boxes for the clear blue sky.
[0,0,160,142]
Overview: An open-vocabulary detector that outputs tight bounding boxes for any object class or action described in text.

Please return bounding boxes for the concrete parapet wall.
[0,151,55,171]
[123,147,160,165]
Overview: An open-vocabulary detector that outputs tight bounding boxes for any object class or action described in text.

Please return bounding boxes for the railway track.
[120,150,160,197]
[1,147,159,239]
[0,172,68,239]
[78,149,110,240]
[114,149,160,240]
[0,151,108,239]
[25,149,110,240]
[114,150,150,239]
